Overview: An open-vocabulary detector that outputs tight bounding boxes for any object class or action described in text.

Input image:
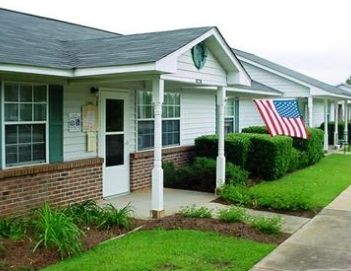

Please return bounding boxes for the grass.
[41,229,275,271]
[248,154,351,210]
[219,154,351,212]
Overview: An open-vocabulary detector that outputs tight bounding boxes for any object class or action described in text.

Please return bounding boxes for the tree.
[346,76,351,85]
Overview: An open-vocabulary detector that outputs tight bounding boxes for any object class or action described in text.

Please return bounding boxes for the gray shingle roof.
[67,27,214,68]
[233,48,351,98]
[0,8,213,69]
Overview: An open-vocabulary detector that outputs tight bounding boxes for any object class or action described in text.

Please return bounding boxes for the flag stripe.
[253,99,308,139]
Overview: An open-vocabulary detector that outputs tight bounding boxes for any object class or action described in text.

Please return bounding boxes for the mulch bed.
[0,215,290,271]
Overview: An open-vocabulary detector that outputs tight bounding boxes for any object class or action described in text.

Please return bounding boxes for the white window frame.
[136,91,181,151]
[224,96,236,134]
[1,82,49,168]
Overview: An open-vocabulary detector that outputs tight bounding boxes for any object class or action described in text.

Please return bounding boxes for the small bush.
[179,205,212,218]
[64,199,102,227]
[218,185,252,206]
[0,217,28,240]
[32,202,84,259]
[225,163,249,186]
[217,207,248,223]
[250,216,282,235]
[98,203,134,230]
[241,126,269,134]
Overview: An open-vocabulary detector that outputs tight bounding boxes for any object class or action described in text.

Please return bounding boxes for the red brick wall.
[0,158,103,219]
[130,146,195,191]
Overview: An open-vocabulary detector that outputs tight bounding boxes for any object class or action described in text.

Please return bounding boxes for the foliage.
[97,203,134,230]
[194,134,218,159]
[179,205,212,218]
[220,154,351,211]
[225,133,251,168]
[64,199,102,226]
[246,134,293,180]
[0,217,28,240]
[346,76,351,85]
[217,206,248,223]
[241,126,269,134]
[31,202,84,259]
[250,216,282,235]
[41,230,276,271]
[164,157,249,192]
[218,185,252,206]
[320,121,351,145]
[225,162,249,186]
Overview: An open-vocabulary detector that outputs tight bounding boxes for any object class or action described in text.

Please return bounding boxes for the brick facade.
[130,145,195,191]
[0,158,103,219]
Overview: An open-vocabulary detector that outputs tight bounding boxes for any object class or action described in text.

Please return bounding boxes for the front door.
[100,90,129,198]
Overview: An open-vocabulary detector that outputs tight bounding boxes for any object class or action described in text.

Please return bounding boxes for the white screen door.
[100,91,129,197]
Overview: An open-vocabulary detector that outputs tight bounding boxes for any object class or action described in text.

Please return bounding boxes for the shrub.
[225,162,249,186]
[241,126,269,134]
[218,185,252,206]
[250,216,282,235]
[194,135,218,159]
[225,134,251,168]
[0,217,28,240]
[217,207,248,223]
[64,199,102,227]
[247,134,293,180]
[163,160,180,188]
[98,203,134,230]
[251,188,312,211]
[179,205,212,218]
[31,202,84,259]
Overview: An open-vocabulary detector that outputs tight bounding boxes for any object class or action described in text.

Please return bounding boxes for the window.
[224,97,235,134]
[137,91,180,150]
[3,83,47,167]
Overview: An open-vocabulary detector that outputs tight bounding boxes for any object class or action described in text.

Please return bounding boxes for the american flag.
[253,99,308,139]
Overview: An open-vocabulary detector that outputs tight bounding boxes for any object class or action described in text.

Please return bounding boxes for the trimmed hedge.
[246,134,293,180]
[241,126,269,134]
[194,127,324,181]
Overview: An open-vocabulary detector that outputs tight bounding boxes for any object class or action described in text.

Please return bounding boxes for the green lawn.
[41,230,275,271]
[248,154,351,210]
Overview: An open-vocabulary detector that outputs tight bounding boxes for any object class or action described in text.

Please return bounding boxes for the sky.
[0,0,350,85]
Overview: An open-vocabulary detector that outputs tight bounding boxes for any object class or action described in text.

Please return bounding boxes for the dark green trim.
[49,84,63,163]
[234,97,239,133]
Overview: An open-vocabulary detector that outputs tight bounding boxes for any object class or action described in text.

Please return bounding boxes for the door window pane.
[106,99,123,132]
[106,134,124,166]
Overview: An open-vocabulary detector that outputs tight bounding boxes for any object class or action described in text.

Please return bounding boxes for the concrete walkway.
[102,188,309,234]
[250,185,351,271]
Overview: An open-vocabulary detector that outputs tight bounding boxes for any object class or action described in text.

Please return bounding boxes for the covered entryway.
[99,89,130,197]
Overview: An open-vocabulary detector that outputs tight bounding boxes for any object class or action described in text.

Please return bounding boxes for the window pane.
[20,104,33,121]
[138,121,154,149]
[5,84,19,102]
[34,85,47,102]
[6,146,17,165]
[5,125,18,144]
[162,120,180,146]
[19,125,31,143]
[34,104,46,121]
[20,85,32,102]
[33,143,46,161]
[18,145,31,163]
[5,104,18,121]
[225,118,234,134]
[138,105,153,119]
[106,99,123,132]
[106,134,124,166]
[33,124,46,143]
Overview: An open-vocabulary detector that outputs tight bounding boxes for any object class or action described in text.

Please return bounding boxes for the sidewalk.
[102,188,309,234]
[250,185,351,271]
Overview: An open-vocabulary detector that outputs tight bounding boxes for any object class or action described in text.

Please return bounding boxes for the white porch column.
[323,99,329,153]
[151,77,165,218]
[344,100,348,142]
[334,101,339,147]
[216,86,226,191]
[308,96,313,127]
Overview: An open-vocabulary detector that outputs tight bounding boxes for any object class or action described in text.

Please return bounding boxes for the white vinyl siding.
[239,99,264,131]
[181,89,216,145]
[312,99,326,127]
[241,62,310,97]
[167,49,227,85]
